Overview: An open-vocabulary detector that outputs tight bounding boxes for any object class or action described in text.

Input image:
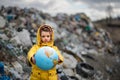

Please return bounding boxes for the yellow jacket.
[27,25,64,80]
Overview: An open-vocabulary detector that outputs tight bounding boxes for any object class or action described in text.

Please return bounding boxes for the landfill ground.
[92,20,120,80]
[94,19,120,43]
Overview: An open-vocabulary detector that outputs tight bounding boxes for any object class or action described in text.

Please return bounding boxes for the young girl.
[27,24,64,80]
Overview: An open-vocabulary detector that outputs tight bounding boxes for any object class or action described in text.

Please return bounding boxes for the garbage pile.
[0,6,120,80]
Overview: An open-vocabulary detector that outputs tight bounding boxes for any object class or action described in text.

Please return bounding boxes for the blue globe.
[34,46,59,70]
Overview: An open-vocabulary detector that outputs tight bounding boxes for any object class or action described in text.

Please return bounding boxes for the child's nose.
[45,38,48,40]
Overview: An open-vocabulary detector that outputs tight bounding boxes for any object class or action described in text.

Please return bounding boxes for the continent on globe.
[45,49,53,58]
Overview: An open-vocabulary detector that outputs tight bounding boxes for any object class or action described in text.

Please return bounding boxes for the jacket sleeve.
[53,46,64,64]
[27,45,37,65]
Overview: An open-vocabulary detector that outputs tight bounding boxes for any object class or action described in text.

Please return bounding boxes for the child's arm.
[53,46,64,64]
[27,45,37,65]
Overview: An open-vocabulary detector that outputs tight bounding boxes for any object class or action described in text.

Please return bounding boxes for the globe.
[34,46,59,70]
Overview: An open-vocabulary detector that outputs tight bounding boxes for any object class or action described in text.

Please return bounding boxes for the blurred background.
[1,0,120,21]
[0,0,120,80]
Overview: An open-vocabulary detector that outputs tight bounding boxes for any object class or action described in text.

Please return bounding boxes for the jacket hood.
[36,24,54,46]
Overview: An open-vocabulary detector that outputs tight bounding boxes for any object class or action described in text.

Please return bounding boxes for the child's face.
[41,31,51,43]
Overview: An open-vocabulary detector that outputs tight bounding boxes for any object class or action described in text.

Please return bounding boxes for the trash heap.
[0,6,120,80]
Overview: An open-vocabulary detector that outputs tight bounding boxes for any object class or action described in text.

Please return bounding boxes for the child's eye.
[47,36,50,37]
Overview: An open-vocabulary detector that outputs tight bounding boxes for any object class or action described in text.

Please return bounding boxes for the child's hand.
[58,57,62,63]
[31,56,36,64]
[53,59,58,66]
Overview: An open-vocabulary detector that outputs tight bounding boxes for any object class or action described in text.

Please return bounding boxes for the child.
[27,24,64,80]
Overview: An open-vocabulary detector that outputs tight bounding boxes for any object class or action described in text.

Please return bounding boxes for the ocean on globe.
[34,46,59,70]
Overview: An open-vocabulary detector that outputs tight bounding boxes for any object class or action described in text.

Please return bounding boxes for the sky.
[0,0,120,21]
